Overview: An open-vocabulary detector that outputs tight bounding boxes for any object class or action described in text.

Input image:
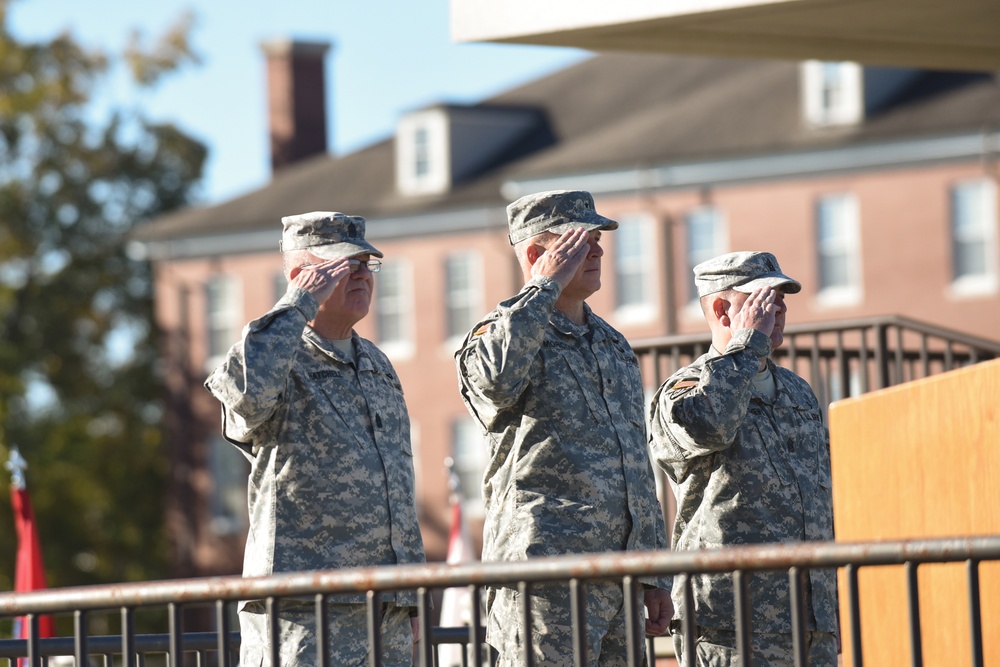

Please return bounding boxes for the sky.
[8,0,590,205]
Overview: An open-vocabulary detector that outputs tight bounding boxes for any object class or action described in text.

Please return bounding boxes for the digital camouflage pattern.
[673,627,838,667]
[456,275,669,657]
[239,601,412,667]
[649,328,838,635]
[505,189,619,245]
[204,286,426,607]
[488,581,645,667]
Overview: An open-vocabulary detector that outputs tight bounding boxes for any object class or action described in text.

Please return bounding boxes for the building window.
[614,213,656,322]
[375,260,413,357]
[413,127,430,179]
[451,418,487,517]
[445,253,483,342]
[208,437,249,535]
[951,179,998,294]
[686,206,726,303]
[801,61,862,127]
[815,193,862,304]
[205,275,241,365]
[396,110,449,196]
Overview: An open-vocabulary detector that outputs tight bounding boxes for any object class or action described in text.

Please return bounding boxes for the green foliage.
[0,0,206,590]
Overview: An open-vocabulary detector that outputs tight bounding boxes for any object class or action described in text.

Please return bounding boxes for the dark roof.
[134,53,1000,242]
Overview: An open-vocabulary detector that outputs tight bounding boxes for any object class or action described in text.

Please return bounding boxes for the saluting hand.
[530,227,591,289]
[290,257,353,304]
[730,286,779,338]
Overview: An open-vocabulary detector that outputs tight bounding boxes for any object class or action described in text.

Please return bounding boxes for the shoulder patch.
[473,323,491,337]
[670,380,699,391]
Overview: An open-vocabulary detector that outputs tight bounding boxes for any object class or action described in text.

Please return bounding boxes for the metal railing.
[2,536,999,667]
[632,315,1000,410]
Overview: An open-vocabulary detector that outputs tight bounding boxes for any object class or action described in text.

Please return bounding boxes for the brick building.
[132,43,1000,577]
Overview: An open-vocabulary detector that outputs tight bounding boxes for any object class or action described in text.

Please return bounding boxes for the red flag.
[11,483,54,639]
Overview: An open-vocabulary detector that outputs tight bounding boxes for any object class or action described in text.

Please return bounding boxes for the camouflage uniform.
[457,275,669,666]
[649,327,838,666]
[205,285,425,667]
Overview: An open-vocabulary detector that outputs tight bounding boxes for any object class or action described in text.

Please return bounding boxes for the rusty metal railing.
[2,536,998,667]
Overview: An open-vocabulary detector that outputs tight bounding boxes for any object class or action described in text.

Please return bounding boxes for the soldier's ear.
[526,243,545,266]
[713,297,730,325]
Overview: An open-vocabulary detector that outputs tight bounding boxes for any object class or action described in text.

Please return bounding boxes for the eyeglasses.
[300,259,382,274]
[350,259,381,274]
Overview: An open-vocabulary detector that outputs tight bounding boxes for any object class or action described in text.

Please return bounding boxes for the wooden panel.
[829,358,1000,667]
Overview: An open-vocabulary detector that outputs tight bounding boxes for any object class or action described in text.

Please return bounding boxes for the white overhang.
[451,0,1000,71]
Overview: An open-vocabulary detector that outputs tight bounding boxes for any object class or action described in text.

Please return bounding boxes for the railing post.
[570,579,587,667]
[75,610,89,667]
[681,574,696,667]
[847,564,864,667]
[168,603,183,667]
[469,585,483,667]
[417,587,433,667]
[315,594,329,667]
[266,597,280,667]
[121,607,136,667]
[623,576,642,667]
[906,562,923,667]
[366,591,383,667]
[519,581,534,667]
[733,571,752,666]
[788,567,807,667]
[875,323,889,389]
[968,559,984,667]
[215,600,232,667]
[26,614,40,667]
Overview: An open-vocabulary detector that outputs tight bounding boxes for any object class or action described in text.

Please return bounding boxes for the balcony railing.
[1,537,999,667]
[632,314,1000,417]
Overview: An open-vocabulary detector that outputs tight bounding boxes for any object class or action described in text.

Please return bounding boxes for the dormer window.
[801,60,862,127]
[413,127,430,179]
[396,110,449,196]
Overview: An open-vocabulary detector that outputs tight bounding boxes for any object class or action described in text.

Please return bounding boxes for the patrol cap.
[279,211,383,259]
[693,251,801,297]
[506,190,618,245]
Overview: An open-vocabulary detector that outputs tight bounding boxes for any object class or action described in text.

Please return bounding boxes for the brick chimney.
[261,38,331,173]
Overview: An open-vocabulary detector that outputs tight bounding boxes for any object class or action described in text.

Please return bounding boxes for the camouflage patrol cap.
[279,211,384,259]
[694,251,801,297]
[506,190,618,245]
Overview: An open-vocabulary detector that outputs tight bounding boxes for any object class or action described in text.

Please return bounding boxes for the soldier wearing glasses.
[205,211,426,667]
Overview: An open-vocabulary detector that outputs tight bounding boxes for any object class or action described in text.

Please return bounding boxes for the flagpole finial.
[6,445,27,490]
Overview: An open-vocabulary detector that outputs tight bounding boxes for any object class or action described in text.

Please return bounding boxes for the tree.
[0,0,206,593]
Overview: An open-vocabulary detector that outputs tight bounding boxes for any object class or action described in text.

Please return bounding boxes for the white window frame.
[684,205,728,315]
[375,259,415,359]
[613,213,657,325]
[815,192,862,307]
[801,61,863,127]
[451,417,487,518]
[396,110,450,196]
[445,252,484,347]
[205,274,242,371]
[949,178,999,297]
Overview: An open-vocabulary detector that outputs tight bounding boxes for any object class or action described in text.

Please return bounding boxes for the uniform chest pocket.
[533,343,605,425]
[745,404,797,488]
[773,403,829,479]
[365,371,413,457]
